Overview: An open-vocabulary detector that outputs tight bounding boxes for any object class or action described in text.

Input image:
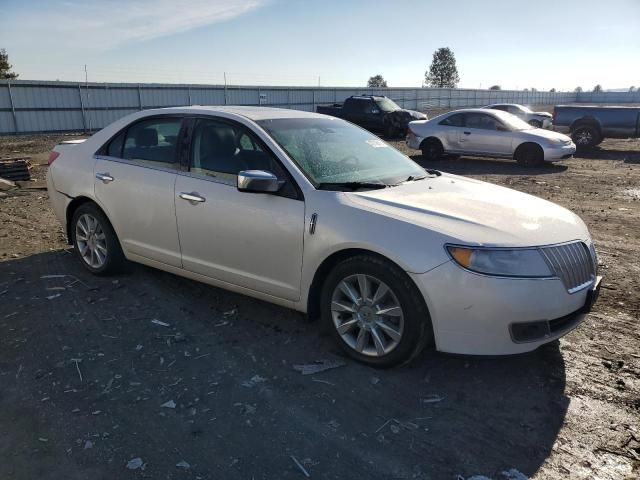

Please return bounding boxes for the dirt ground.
[0,127,639,480]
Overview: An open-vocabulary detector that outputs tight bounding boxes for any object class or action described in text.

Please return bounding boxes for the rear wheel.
[515,143,544,166]
[421,138,444,161]
[571,125,600,149]
[71,203,126,275]
[321,254,432,367]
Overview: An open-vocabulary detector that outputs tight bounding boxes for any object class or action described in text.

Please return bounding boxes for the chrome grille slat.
[567,243,585,286]
[540,241,596,293]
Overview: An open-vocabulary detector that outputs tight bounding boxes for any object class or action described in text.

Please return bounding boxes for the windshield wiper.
[394,170,441,185]
[316,181,388,191]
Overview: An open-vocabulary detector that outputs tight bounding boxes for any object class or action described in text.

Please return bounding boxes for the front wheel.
[71,203,126,275]
[321,255,432,367]
[515,144,545,167]
[528,119,542,128]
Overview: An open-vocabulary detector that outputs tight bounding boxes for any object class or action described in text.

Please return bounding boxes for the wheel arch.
[513,141,544,160]
[419,136,443,150]
[570,116,602,135]
[65,196,114,245]
[306,248,421,321]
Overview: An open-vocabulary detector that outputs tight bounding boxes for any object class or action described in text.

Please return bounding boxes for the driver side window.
[189,119,293,192]
[465,113,501,131]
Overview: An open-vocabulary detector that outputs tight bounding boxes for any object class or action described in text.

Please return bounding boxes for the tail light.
[47,151,60,166]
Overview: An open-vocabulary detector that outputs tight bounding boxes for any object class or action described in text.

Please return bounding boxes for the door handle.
[96,172,114,183]
[179,192,206,204]
[463,131,471,135]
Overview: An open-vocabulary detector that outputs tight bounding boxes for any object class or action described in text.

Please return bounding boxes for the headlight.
[547,137,564,145]
[447,246,552,278]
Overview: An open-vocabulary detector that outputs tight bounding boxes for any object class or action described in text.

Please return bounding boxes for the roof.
[154,105,326,121]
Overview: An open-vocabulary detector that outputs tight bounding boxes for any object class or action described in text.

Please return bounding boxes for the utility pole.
[84,64,92,132]
[224,72,228,105]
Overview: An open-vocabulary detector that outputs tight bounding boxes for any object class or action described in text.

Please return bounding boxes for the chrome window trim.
[94,155,182,175]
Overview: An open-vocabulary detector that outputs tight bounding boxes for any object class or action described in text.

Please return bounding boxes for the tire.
[529,119,542,128]
[571,125,600,149]
[71,202,127,275]
[320,254,432,368]
[421,138,444,161]
[515,143,544,167]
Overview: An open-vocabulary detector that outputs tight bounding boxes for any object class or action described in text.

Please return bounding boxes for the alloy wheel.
[75,213,108,269]
[331,274,404,357]
[574,129,593,145]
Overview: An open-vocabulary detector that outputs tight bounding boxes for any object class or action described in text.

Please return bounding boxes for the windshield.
[375,97,401,113]
[495,111,535,131]
[258,117,425,186]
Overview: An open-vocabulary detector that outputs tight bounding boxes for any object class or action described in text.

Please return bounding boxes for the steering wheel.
[339,155,360,168]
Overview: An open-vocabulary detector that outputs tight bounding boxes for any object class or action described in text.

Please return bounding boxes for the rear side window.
[107,131,125,157]
[122,118,182,167]
[439,113,465,127]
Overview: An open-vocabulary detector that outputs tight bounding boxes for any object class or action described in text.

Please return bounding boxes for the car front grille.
[540,241,597,293]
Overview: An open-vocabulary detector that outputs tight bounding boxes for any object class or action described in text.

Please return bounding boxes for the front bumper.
[409,260,599,355]
[543,142,576,161]
[406,131,423,151]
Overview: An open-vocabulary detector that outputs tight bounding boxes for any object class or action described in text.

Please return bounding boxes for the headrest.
[135,128,158,147]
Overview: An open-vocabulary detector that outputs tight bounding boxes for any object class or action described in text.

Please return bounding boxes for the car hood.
[346,173,589,247]
[525,128,572,142]
[532,111,553,117]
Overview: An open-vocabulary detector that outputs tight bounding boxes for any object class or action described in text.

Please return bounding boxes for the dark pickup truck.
[553,105,640,149]
[316,95,427,137]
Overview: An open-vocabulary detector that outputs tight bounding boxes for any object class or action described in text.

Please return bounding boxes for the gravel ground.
[0,129,639,480]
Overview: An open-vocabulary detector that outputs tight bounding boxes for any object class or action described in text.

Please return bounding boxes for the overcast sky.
[1,0,638,90]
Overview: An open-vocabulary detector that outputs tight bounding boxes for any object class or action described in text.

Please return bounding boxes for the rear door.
[460,113,513,156]
[94,116,184,267]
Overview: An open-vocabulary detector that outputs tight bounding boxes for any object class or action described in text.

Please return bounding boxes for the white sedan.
[46,106,600,367]
[483,103,553,129]
[406,108,576,166]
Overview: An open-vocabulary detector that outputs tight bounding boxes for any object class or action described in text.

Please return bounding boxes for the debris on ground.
[176,460,191,469]
[242,374,267,387]
[421,394,444,404]
[0,157,32,181]
[293,359,346,375]
[289,454,310,478]
[126,457,144,470]
[160,400,176,409]
[151,319,170,327]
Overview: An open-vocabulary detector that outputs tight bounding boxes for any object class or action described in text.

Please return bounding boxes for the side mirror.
[237,170,283,193]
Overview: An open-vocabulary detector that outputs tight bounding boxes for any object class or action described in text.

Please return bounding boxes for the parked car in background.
[553,105,640,149]
[483,103,553,128]
[407,108,575,166]
[317,95,427,137]
[47,106,599,367]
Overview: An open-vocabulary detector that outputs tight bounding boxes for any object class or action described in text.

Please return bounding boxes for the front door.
[174,117,305,301]
[94,116,184,267]
[459,112,513,156]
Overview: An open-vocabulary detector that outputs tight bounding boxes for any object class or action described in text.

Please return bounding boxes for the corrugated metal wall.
[1,79,639,134]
